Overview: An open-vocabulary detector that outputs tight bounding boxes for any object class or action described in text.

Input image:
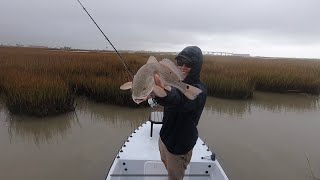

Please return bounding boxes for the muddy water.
[0,92,319,180]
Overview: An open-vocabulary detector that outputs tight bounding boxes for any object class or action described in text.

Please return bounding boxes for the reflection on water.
[0,92,319,180]
[200,92,320,180]
[1,93,319,146]
[75,98,152,128]
[205,92,319,117]
[251,92,319,112]
[205,97,250,117]
[1,98,155,146]
[6,112,78,146]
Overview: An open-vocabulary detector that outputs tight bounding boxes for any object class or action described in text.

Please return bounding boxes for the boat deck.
[106,120,229,180]
[120,121,212,162]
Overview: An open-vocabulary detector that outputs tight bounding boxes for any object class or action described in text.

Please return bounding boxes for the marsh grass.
[201,60,255,98]
[0,71,5,94]
[250,60,320,94]
[0,47,320,116]
[202,56,320,98]
[85,76,138,107]
[2,70,75,117]
[0,47,147,116]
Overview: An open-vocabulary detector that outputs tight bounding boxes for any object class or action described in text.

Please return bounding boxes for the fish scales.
[120,56,202,104]
[153,63,187,91]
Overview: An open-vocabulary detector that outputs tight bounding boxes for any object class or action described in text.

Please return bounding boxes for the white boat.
[106,112,229,180]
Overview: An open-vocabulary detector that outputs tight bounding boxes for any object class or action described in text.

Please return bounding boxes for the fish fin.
[120,82,132,90]
[147,56,158,64]
[182,83,202,100]
[164,85,172,91]
[153,85,167,97]
[159,58,184,80]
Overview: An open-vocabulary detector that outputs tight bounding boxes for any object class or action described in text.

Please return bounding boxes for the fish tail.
[183,84,202,100]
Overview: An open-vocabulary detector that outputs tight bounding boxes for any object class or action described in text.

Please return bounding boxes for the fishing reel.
[148,98,158,108]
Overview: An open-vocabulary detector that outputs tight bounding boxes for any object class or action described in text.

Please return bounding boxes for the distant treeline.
[0,47,319,117]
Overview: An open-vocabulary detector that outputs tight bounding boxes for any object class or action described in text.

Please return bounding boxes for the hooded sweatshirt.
[155,46,207,155]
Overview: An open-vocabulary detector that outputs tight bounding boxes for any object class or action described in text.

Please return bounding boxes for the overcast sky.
[1,0,320,58]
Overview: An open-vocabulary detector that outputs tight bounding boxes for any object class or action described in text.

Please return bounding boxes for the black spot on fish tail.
[187,85,189,89]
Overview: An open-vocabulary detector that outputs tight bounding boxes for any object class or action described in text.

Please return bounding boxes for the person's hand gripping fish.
[120,56,202,104]
[151,74,170,98]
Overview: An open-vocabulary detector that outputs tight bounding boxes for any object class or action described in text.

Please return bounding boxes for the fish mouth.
[132,97,148,104]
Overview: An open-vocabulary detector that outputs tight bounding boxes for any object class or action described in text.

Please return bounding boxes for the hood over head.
[175,46,203,84]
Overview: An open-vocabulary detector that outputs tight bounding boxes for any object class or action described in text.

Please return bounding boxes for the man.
[152,46,207,180]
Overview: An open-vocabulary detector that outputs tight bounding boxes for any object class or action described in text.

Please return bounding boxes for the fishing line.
[76,0,134,79]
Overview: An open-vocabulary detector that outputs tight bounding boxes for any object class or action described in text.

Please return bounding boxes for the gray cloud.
[1,0,320,58]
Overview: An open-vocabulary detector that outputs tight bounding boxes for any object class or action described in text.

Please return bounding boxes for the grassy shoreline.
[0,47,319,117]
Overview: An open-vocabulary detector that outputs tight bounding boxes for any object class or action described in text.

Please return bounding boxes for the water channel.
[0,92,319,180]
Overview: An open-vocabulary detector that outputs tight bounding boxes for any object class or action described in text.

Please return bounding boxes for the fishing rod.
[76,0,134,79]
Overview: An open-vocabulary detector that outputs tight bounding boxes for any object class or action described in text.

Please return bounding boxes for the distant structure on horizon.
[203,51,250,57]
[28,45,49,48]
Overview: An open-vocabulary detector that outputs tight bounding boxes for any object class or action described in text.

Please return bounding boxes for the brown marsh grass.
[0,47,319,116]
[2,70,75,117]
[202,56,320,98]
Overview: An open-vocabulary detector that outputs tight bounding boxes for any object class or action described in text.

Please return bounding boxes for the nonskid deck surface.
[119,121,212,161]
[107,121,229,180]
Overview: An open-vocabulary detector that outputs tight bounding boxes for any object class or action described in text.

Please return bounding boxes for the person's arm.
[152,74,205,111]
[156,86,205,112]
[155,87,184,107]
[153,74,204,108]
[152,74,183,106]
